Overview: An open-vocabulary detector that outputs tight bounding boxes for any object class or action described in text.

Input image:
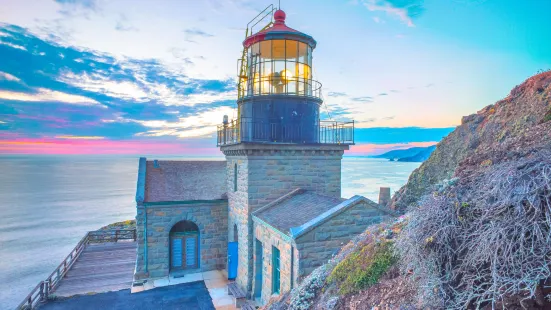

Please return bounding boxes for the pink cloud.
[0,137,220,155]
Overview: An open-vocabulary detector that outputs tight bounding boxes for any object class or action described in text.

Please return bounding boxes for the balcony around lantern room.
[216,118,355,147]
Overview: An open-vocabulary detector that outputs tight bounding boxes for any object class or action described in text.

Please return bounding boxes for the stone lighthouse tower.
[217,9,354,296]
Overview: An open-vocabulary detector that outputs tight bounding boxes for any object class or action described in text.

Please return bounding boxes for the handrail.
[217,118,354,146]
[16,229,137,310]
[238,76,323,100]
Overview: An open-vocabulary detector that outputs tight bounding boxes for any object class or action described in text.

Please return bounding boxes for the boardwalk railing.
[16,229,136,310]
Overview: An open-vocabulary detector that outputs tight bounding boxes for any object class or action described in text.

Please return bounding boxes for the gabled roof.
[136,158,227,204]
[252,188,395,239]
[252,189,343,236]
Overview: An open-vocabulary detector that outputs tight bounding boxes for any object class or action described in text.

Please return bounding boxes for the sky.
[0,0,549,155]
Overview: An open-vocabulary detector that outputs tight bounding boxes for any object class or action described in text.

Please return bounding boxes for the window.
[272,246,280,294]
[233,163,238,192]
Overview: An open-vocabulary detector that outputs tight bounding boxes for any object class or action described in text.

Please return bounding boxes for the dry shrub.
[397,150,551,309]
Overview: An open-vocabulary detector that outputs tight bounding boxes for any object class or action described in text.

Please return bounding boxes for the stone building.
[133,8,394,307]
[134,159,228,279]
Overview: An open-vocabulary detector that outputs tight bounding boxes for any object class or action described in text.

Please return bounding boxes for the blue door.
[228,242,238,279]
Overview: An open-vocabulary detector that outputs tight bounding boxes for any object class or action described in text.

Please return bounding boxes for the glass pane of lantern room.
[286,40,298,62]
[298,43,307,64]
[273,60,285,94]
[260,41,271,61]
[272,40,285,60]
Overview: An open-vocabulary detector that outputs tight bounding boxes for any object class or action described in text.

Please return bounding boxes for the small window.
[233,163,238,192]
[272,246,280,294]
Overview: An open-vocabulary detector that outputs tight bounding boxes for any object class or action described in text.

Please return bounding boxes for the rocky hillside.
[397,145,436,162]
[391,71,551,211]
[263,71,551,310]
[371,146,435,162]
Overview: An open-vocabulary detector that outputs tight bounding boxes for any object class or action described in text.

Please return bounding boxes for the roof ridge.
[252,188,304,216]
[289,195,396,239]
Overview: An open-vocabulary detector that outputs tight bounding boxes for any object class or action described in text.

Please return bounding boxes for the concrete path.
[134,270,237,310]
[40,281,215,310]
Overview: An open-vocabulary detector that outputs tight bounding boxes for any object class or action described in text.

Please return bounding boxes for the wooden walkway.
[53,241,137,297]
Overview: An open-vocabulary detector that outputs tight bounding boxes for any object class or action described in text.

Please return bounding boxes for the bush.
[397,150,551,309]
[328,240,397,295]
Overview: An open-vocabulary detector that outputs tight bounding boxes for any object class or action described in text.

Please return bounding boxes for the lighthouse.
[218,7,361,302]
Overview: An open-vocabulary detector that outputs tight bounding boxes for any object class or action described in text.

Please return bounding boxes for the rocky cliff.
[391,71,551,211]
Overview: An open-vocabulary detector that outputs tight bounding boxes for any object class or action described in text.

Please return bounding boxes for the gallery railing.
[238,76,323,100]
[16,229,136,310]
[217,119,354,146]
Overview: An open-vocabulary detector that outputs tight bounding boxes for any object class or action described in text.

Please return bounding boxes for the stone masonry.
[134,201,228,279]
[221,143,349,296]
[252,220,297,305]
[295,198,390,277]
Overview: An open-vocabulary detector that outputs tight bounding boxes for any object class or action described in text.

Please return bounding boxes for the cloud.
[55,135,105,139]
[134,106,235,138]
[0,72,21,82]
[361,0,424,27]
[115,14,139,32]
[0,24,238,142]
[378,92,388,96]
[184,28,214,38]
[351,96,374,102]
[54,0,97,8]
[60,71,236,106]
[0,88,103,107]
[327,91,348,97]
[0,41,27,51]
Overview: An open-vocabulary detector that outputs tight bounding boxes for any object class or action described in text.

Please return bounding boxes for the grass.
[328,240,397,295]
[544,108,551,123]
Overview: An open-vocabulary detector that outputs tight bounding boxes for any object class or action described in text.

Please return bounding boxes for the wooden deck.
[53,241,136,297]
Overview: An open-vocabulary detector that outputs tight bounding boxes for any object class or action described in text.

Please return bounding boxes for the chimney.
[378,187,391,207]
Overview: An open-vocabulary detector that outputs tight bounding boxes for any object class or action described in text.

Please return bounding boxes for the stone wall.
[252,219,296,305]
[222,144,348,296]
[295,200,390,278]
[225,156,253,292]
[134,201,228,279]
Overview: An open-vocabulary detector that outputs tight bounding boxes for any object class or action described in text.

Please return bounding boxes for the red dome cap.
[242,9,317,49]
[274,10,286,24]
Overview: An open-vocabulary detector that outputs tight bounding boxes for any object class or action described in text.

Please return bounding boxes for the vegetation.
[98,219,135,231]
[544,108,551,123]
[396,150,551,309]
[328,240,397,295]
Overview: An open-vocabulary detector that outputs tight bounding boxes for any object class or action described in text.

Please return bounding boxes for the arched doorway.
[170,220,199,271]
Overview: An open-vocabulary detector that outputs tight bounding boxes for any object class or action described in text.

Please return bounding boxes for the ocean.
[0,155,420,309]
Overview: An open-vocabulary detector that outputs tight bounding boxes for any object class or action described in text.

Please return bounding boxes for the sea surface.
[0,155,420,309]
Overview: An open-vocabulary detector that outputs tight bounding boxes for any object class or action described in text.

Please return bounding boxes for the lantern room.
[239,10,317,98]
[217,7,354,147]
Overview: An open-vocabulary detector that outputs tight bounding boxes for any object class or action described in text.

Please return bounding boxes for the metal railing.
[217,119,354,146]
[16,229,137,310]
[238,77,323,100]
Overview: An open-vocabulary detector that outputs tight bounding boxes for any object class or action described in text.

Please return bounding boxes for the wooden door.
[183,235,198,269]
[171,233,198,270]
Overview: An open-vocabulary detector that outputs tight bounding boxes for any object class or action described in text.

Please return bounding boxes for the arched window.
[234,163,238,192]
